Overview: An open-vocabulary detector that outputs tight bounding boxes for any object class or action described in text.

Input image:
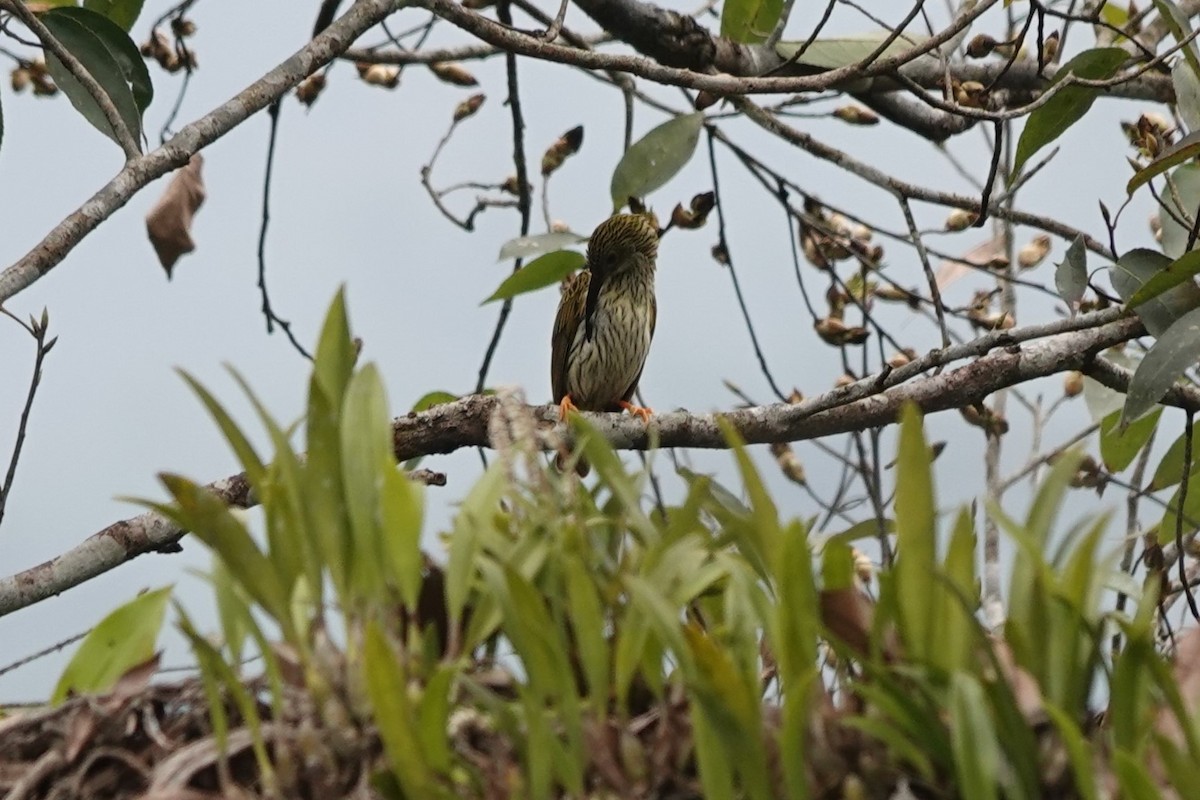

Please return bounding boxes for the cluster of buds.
[769,441,807,485]
[295,73,327,107]
[356,61,400,89]
[800,200,882,270]
[1069,454,1107,491]
[669,191,715,230]
[950,79,989,109]
[140,22,198,73]
[966,33,999,59]
[815,314,870,347]
[960,402,1009,437]
[9,58,56,96]
[453,93,485,122]
[499,175,532,196]
[832,105,880,126]
[1063,370,1084,398]
[873,283,921,308]
[1017,234,1052,269]
[429,62,478,87]
[1122,113,1174,160]
[541,125,583,177]
[886,347,919,369]
[965,289,1016,331]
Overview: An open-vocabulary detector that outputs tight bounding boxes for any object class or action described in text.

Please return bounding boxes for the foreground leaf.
[1111,248,1200,336]
[610,113,705,209]
[83,0,146,31]
[41,7,152,147]
[1054,235,1087,312]
[1013,48,1128,174]
[53,586,171,702]
[1100,407,1162,471]
[483,250,585,304]
[1122,305,1200,424]
[721,0,782,44]
[497,230,586,261]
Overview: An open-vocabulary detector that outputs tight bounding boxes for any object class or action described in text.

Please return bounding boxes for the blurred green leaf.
[313,288,356,415]
[1099,406,1161,471]
[720,0,782,43]
[1054,235,1087,311]
[1150,420,1200,489]
[446,463,506,629]
[949,673,1000,800]
[497,230,586,261]
[482,250,584,304]
[416,664,456,773]
[774,33,936,71]
[381,458,423,609]
[1127,130,1200,195]
[1157,466,1200,543]
[1013,47,1128,174]
[1124,249,1200,310]
[211,557,249,667]
[154,474,292,634]
[893,404,936,661]
[411,390,458,412]
[83,0,145,31]
[180,370,266,487]
[42,7,152,146]
[1160,165,1200,257]
[340,364,393,600]
[564,556,609,699]
[1122,306,1200,424]
[610,113,705,209]
[364,621,441,799]
[1043,703,1098,800]
[1112,750,1162,800]
[53,585,170,702]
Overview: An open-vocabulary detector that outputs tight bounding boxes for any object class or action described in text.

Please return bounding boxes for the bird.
[551,213,659,471]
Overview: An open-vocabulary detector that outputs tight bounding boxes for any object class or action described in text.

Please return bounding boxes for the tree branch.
[0,0,406,306]
[0,312,1140,617]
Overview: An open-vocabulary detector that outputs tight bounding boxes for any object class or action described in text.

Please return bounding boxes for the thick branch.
[0,0,406,306]
[0,313,1140,617]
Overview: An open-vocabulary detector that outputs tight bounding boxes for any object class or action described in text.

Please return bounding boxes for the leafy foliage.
[48,293,1192,798]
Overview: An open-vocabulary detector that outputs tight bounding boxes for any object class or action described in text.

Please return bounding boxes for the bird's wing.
[552,271,589,402]
[620,292,656,404]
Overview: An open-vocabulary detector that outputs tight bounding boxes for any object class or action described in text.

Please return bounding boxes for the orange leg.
[558,394,580,421]
[619,400,653,423]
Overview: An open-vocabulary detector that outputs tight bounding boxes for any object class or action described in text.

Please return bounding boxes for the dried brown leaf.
[146,155,206,277]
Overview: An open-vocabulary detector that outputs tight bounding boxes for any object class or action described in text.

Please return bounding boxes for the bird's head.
[585,213,659,278]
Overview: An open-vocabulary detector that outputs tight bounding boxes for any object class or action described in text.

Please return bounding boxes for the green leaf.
[179,370,266,487]
[340,364,392,600]
[610,113,705,209]
[1157,467,1200,543]
[1013,47,1128,174]
[1113,750,1163,800]
[774,34,937,71]
[720,0,783,44]
[1043,703,1098,800]
[1125,249,1200,310]
[1111,248,1200,336]
[313,288,356,416]
[1150,420,1200,489]
[1127,129,1200,195]
[364,621,439,798]
[42,7,152,146]
[1152,0,1200,76]
[153,474,292,633]
[497,230,586,261]
[1099,407,1161,471]
[1160,164,1200,257]
[949,673,1000,800]
[411,390,457,412]
[52,586,171,702]
[82,0,145,31]
[1054,235,1087,311]
[1122,305,1200,423]
[893,404,937,661]
[482,250,585,304]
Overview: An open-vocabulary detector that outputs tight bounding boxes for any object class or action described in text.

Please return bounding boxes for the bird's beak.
[582,263,605,341]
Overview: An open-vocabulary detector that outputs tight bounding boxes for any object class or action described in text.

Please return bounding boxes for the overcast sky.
[0,0,1168,699]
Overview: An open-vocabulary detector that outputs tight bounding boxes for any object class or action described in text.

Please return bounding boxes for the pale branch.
[0,313,1140,617]
[1,0,142,160]
[0,0,406,306]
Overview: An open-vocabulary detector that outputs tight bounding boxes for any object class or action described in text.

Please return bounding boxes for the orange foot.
[619,400,653,423]
[559,394,580,421]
